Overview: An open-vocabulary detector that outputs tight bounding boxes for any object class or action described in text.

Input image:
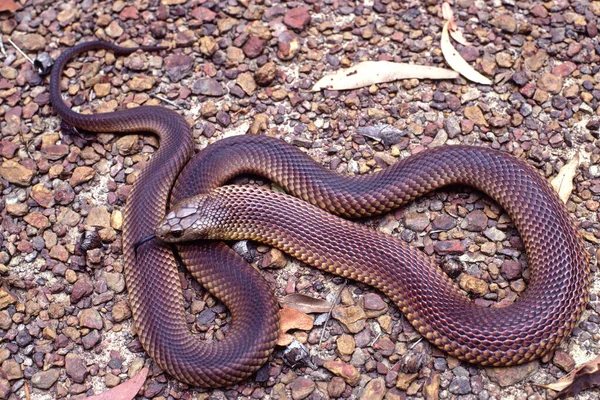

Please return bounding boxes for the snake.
[50,41,590,387]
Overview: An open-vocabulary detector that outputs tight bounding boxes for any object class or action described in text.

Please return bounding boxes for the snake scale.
[50,41,590,387]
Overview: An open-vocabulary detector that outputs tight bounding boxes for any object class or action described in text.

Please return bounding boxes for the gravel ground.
[1,0,600,399]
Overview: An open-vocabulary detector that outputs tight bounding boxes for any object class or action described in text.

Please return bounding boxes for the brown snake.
[51,41,590,387]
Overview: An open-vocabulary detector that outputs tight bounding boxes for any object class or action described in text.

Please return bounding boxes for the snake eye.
[171,229,184,239]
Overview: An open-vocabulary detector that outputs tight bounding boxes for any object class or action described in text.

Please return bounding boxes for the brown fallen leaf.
[550,152,580,203]
[280,293,333,314]
[535,356,600,398]
[0,0,19,12]
[83,368,148,400]
[277,306,314,346]
[311,61,458,91]
[441,21,492,85]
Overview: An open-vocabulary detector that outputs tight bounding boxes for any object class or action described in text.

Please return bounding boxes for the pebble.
[404,212,429,231]
[288,377,315,400]
[79,308,103,330]
[191,78,225,97]
[255,62,277,86]
[164,54,193,82]
[284,7,311,31]
[243,36,266,58]
[459,274,488,296]
[30,368,59,389]
[0,160,36,185]
[323,360,361,386]
[461,210,488,231]
[361,377,386,400]
[434,240,465,255]
[537,73,563,94]
[65,354,88,383]
[485,362,539,387]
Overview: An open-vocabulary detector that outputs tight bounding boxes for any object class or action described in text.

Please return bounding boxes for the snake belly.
[170,135,590,366]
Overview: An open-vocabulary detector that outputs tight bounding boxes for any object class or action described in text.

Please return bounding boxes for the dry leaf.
[442,2,469,45]
[535,356,600,398]
[0,0,19,12]
[280,293,333,314]
[83,368,148,400]
[441,21,492,85]
[311,61,458,91]
[550,152,580,203]
[277,306,314,346]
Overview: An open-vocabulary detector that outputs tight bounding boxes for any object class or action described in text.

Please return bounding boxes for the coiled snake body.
[51,41,590,387]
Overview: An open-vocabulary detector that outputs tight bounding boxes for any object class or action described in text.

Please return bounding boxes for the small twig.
[150,93,184,110]
[368,331,382,347]
[318,279,347,347]
[409,337,424,349]
[8,38,34,65]
[0,36,6,57]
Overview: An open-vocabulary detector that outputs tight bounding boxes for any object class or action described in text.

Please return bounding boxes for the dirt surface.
[1,0,600,399]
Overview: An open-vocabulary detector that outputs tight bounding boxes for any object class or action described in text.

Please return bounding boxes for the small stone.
[486,362,538,387]
[69,167,96,187]
[105,373,121,387]
[164,54,193,82]
[236,72,257,95]
[501,260,522,280]
[434,240,465,255]
[199,36,218,56]
[119,6,138,20]
[483,227,506,241]
[1,359,22,380]
[65,354,88,384]
[489,14,517,33]
[191,78,225,97]
[105,20,124,38]
[71,277,93,303]
[373,337,395,356]
[79,308,103,330]
[461,210,488,231]
[23,212,50,230]
[284,7,311,31]
[0,140,18,158]
[432,214,456,230]
[250,114,269,135]
[116,135,139,155]
[31,369,59,389]
[94,82,111,97]
[127,75,155,91]
[464,106,488,126]
[82,330,101,349]
[277,30,300,60]
[243,36,266,58]
[423,373,440,400]
[459,274,488,296]
[0,288,17,310]
[449,376,471,395]
[328,376,346,397]
[31,184,54,208]
[112,301,131,322]
[289,377,315,400]
[404,212,429,231]
[255,62,277,87]
[105,272,125,293]
[191,6,216,22]
[0,160,36,185]
[361,377,386,400]
[0,377,10,399]
[396,372,418,390]
[537,73,563,94]
[336,334,355,356]
[332,305,367,333]
[324,360,361,386]
[11,33,46,51]
[85,207,111,229]
[262,248,287,269]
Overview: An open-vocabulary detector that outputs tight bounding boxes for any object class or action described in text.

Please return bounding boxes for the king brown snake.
[50,41,590,387]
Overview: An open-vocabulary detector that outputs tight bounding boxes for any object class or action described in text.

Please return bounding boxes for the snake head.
[155,194,222,243]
